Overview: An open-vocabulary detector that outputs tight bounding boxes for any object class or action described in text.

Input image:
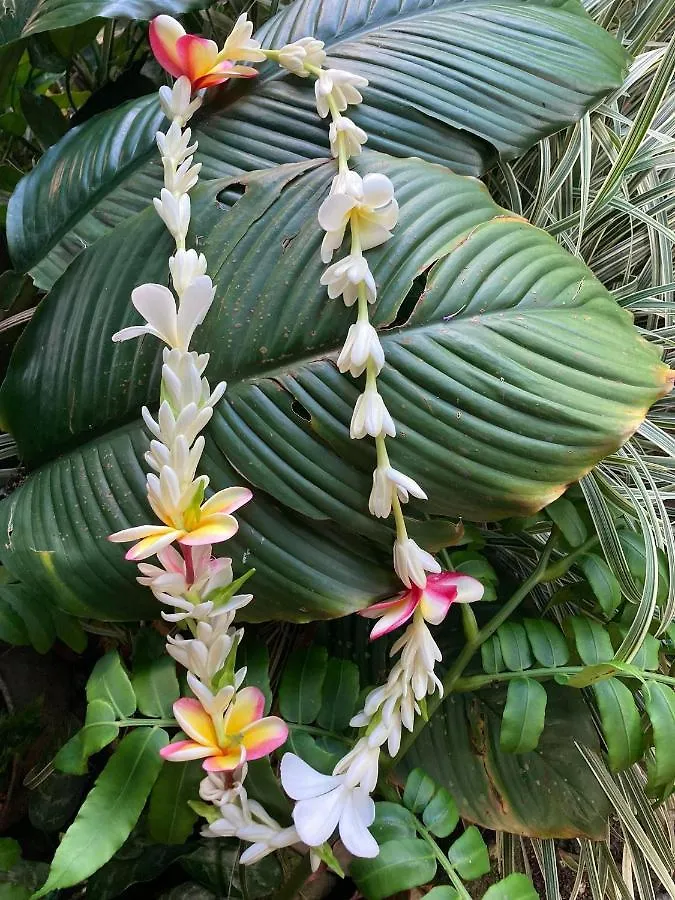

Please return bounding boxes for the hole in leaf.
[216,182,246,208]
[291,400,311,422]
[387,275,426,329]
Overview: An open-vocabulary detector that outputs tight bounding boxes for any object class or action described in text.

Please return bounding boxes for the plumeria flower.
[158,76,203,125]
[205,799,302,865]
[220,14,266,63]
[369,465,426,518]
[320,252,376,305]
[337,321,384,378]
[361,572,484,640]
[393,537,441,588]
[137,544,235,607]
[318,172,398,263]
[150,15,259,90]
[329,116,367,159]
[350,386,396,439]
[161,687,288,772]
[315,68,369,118]
[277,37,326,76]
[112,277,214,352]
[109,485,252,560]
[281,754,379,858]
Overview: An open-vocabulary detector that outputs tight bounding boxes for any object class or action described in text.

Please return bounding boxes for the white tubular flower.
[277,37,326,76]
[153,187,191,242]
[393,538,441,588]
[163,155,202,196]
[315,68,369,118]
[318,173,398,262]
[333,738,380,793]
[161,348,226,412]
[111,275,214,351]
[156,122,197,165]
[166,632,230,683]
[158,76,203,125]
[329,116,367,159]
[351,386,396,440]
[369,466,427,517]
[187,673,235,719]
[221,14,266,63]
[337,321,384,378]
[169,249,208,295]
[320,252,376,306]
[281,754,378,858]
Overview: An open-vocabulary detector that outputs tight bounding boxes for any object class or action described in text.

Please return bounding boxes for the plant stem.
[288,723,353,744]
[390,528,559,766]
[454,667,675,691]
[414,819,473,900]
[273,853,312,900]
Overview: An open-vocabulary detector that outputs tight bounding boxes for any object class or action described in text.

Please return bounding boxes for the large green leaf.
[7,0,629,285]
[0,153,669,621]
[405,685,611,838]
[0,1,214,48]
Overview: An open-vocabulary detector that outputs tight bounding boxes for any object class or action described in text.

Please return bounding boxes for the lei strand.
[109,14,484,865]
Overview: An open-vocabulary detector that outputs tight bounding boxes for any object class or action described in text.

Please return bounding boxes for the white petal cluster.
[337,320,383,377]
[329,116,367,159]
[277,37,326,76]
[394,538,442,588]
[320,252,376,306]
[221,14,266,63]
[350,385,396,439]
[315,68,368,118]
[369,466,427,518]
[318,171,398,264]
[159,76,203,125]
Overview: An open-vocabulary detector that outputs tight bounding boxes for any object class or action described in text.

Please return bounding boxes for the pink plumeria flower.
[360,572,484,641]
[150,15,259,90]
[109,485,252,561]
[161,687,288,773]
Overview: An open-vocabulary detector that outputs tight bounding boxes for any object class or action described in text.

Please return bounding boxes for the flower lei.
[109,14,484,866]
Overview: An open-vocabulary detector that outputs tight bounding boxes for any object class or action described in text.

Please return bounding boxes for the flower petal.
[131,283,178,347]
[203,750,243,772]
[176,275,214,350]
[362,172,395,208]
[125,530,185,561]
[179,514,239,546]
[176,33,219,83]
[240,716,289,759]
[318,193,354,232]
[109,524,173,543]
[225,685,265,733]
[200,486,253,517]
[194,64,258,90]
[149,15,186,78]
[173,697,218,747]
[361,593,419,641]
[280,752,342,801]
[111,325,152,343]
[359,591,410,618]
[339,789,379,858]
[160,739,214,762]
[449,573,485,604]
[293,786,345,847]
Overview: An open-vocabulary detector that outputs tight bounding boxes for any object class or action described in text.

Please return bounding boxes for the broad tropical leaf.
[7,0,629,286]
[0,154,669,621]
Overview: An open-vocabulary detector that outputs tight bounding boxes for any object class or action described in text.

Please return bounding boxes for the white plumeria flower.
[136,544,234,607]
[369,465,427,518]
[156,122,198,166]
[221,14,266,63]
[277,37,326,76]
[330,169,363,197]
[318,172,398,263]
[163,155,202,196]
[112,276,214,351]
[320,252,376,306]
[393,537,441,588]
[158,76,203,125]
[169,248,208,295]
[153,187,191,242]
[314,68,368,118]
[280,754,378,858]
[329,116,367,159]
[337,321,384,378]
[350,386,396,439]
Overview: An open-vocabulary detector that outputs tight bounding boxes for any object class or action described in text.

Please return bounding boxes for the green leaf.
[53,699,120,775]
[351,838,437,900]
[500,678,548,753]
[593,678,644,772]
[19,91,67,149]
[426,889,460,900]
[0,0,215,47]
[546,497,588,547]
[285,728,340,774]
[404,685,611,838]
[523,619,570,668]
[238,642,272,713]
[86,842,191,900]
[132,656,179,719]
[148,760,202,845]
[279,646,328,724]
[28,771,87,832]
[481,636,505,674]
[49,606,87,653]
[87,652,136,718]
[8,0,629,285]
[497,623,533,671]
[245,759,291,824]
[403,768,437,814]
[316,658,359,731]
[370,802,417,843]
[0,840,20,872]
[579,554,622,617]
[180,840,280,899]
[0,585,55,653]
[407,519,468,552]
[422,787,459,838]
[642,682,675,790]
[565,663,619,688]
[567,616,614,665]
[34,727,168,897]
[448,826,491,880]
[1,155,668,622]
[482,873,540,900]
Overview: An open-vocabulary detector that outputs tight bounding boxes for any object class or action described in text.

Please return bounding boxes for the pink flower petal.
[125,529,185,561]
[369,594,419,641]
[160,740,214,762]
[200,486,253,517]
[241,717,289,760]
[225,686,265,734]
[359,589,411,618]
[203,750,243,772]
[176,33,219,83]
[149,16,186,79]
[174,697,218,747]
[179,514,239,546]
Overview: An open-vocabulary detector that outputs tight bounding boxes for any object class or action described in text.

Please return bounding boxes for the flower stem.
[391,493,408,542]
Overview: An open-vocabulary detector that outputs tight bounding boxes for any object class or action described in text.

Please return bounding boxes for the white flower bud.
[350,387,396,439]
[329,116,367,159]
[337,321,383,378]
[277,37,326,76]
[393,538,441,588]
